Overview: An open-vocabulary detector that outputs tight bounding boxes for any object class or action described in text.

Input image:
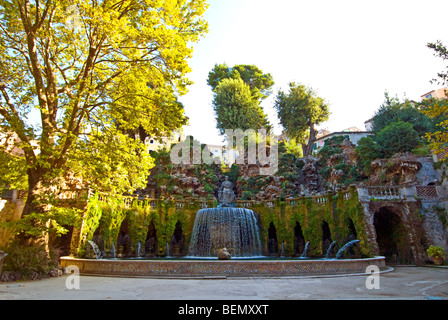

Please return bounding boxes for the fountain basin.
[60,256,386,278]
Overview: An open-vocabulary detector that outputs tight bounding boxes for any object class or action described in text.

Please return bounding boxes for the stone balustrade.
[53,184,443,209]
[357,185,440,202]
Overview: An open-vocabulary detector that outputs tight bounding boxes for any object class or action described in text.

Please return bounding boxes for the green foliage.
[411,145,431,156]
[0,0,208,220]
[427,245,446,259]
[434,205,448,227]
[317,137,344,166]
[0,147,28,191]
[427,40,448,86]
[69,127,154,195]
[2,206,82,238]
[316,136,361,187]
[208,64,273,133]
[425,39,448,159]
[227,164,240,186]
[371,93,435,137]
[318,167,332,180]
[148,142,221,200]
[274,83,330,156]
[81,193,104,243]
[2,240,58,278]
[419,97,448,160]
[211,78,270,134]
[99,201,127,248]
[78,186,374,259]
[280,139,303,157]
[375,121,421,158]
[207,63,274,100]
[355,136,381,175]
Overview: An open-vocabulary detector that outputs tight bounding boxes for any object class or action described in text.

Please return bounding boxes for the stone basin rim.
[60,256,385,263]
[59,256,386,278]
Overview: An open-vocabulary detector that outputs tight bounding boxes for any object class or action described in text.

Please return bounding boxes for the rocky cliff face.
[235,153,325,200]
[362,153,436,186]
[141,150,222,200]
[141,138,443,201]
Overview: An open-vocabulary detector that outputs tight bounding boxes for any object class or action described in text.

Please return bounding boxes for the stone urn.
[432,256,444,266]
[217,248,231,260]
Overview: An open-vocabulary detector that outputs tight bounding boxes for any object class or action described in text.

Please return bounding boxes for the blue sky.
[179,0,448,145]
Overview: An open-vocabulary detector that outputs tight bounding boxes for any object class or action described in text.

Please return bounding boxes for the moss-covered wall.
[76,187,374,258]
[250,186,372,257]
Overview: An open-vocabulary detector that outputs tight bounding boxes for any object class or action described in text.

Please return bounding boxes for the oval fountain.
[60,178,386,277]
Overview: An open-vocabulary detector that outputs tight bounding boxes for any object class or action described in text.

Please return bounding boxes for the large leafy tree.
[371,93,435,137]
[207,63,273,133]
[423,40,448,160]
[274,82,330,157]
[212,78,265,135]
[420,97,448,160]
[0,0,208,234]
[208,63,274,100]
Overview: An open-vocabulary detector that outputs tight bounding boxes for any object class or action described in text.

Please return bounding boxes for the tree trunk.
[18,167,54,247]
[302,123,317,157]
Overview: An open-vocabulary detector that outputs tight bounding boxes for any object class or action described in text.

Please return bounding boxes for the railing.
[364,186,402,200]
[416,186,438,199]
[57,189,91,200]
[57,184,441,209]
[358,185,440,201]
[312,195,327,205]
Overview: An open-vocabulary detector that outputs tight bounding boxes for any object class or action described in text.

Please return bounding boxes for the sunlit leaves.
[0,0,208,197]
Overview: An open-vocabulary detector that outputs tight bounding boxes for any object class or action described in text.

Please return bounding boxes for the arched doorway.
[374,207,411,264]
[294,221,306,257]
[346,218,357,240]
[170,221,184,256]
[145,220,158,256]
[267,222,278,256]
[342,218,360,258]
[117,219,131,257]
[321,221,332,255]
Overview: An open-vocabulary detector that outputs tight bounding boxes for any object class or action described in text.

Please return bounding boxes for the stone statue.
[218,176,235,205]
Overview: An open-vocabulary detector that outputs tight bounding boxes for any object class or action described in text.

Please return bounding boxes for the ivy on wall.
[77,187,375,258]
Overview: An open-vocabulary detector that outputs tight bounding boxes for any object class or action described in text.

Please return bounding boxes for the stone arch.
[373,206,412,264]
[145,220,158,256]
[293,221,306,257]
[170,221,185,256]
[341,217,361,258]
[321,221,332,255]
[345,217,358,241]
[267,222,278,256]
[117,218,132,257]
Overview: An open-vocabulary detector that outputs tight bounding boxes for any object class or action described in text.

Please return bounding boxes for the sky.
[179,0,448,146]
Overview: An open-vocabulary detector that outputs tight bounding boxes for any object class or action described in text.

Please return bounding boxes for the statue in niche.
[218,176,235,205]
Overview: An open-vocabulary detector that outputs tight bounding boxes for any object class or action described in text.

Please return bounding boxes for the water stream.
[188,207,262,257]
[335,240,360,259]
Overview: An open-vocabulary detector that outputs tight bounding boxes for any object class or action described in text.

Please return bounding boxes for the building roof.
[315,130,372,141]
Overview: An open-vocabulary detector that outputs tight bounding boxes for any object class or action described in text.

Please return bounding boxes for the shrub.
[427,245,446,259]
[375,121,421,158]
[2,241,58,280]
[356,136,381,175]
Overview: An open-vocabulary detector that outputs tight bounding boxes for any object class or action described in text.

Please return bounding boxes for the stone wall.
[75,187,375,259]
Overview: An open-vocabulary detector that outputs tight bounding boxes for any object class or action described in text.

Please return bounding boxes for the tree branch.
[0,86,37,164]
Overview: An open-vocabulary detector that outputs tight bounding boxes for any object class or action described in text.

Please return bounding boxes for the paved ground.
[0,266,447,300]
